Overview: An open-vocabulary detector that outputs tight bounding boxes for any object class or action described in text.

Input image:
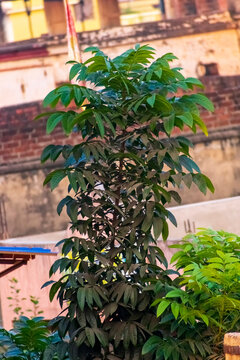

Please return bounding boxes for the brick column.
[196,0,228,14]
[44,0,66,35]
[97,0,120,29]
[165,0,197,19]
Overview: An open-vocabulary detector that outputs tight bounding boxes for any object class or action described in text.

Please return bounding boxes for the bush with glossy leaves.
[37,45,214,359]
[144,229,240,360]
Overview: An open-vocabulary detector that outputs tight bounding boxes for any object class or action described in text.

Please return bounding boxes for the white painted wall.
[167,196,240,240]
[0,66,55,107]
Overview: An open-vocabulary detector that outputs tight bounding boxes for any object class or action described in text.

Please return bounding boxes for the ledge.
[0,11,236,56]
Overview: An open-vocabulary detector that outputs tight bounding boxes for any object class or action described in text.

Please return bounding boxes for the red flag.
[63,0,82,63]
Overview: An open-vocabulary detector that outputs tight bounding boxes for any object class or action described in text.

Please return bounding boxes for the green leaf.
[44,170,66,191]
[69,63,81,81]
[147,94,156,107]
[190,93,215,112]
[129,323,137,346]
[193,173,207,194]
[162,221,169,241]
[43,90,60,108]
[154,69,162,79]
[177,112,193,127]
[192,114,208,136]
[41,144,55,163]
[46,113,64,134]
[179,155,200,173]
[84,46,100,53]
[185,77,204,88]
[202,174,215,193]
[164,114,175,135]
[76,172,87,191]
[152,218,163,240]
[171,302,180,319]
[94,112,105,137]
[68,172,78,193]
[57,196,72,215]
[77,288,86,311]
[43,344,57,360]
[142,336,160,355]
[155,95,173,114]
[85,327,95,347]
[93,328,108,347]
[49,282,62,302]
[157,299,170,317]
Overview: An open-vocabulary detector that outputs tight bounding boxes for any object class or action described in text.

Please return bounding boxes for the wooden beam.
[0,260,28,278]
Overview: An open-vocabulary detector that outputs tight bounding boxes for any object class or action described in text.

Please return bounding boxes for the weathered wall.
[0,171,69,237]
[180,129,240,204]
[0,11,239,107]
[1,75,240,237]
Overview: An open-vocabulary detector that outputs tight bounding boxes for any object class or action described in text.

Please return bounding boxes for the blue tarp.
[0,247,51,253]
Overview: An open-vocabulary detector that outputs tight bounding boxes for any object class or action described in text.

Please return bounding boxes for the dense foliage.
[37,45,214,359]
[144,229,240,360]
[0,317,58,360]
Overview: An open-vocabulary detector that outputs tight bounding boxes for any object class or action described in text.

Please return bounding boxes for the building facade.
[0,0,240,238]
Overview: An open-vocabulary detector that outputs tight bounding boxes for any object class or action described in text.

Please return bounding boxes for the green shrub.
[144,229,240,360]
[0,317,53,359]
[37,45,214,359]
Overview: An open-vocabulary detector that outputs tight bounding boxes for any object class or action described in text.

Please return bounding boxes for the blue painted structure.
[0,246,57,277]
[0,246,52,254]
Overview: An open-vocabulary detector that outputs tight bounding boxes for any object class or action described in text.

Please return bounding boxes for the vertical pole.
[0,196,8,240]
[0,1,5,43]
[24,0,33,38]
[159,0,166,19]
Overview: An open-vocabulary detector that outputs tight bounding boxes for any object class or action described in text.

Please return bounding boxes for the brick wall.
[0,102,79,169]
[1,75,240,171]
[201,76,240,130]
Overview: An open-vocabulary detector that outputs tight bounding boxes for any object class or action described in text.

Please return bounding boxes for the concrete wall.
[0,11,240,237]
[0,170,69,237]
[167,196,240,239]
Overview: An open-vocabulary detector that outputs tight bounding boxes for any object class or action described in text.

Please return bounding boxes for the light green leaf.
[157,299,170,317]
[147,94,156,107]
[171,302,180,319]
[177,112,193,127]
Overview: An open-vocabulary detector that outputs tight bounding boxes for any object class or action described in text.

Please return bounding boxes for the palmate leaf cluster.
[37,45,214,359]
[0,317,61,360]
[144,229,240,360]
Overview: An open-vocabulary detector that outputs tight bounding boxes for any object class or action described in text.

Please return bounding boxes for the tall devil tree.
[37,45,214,359]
